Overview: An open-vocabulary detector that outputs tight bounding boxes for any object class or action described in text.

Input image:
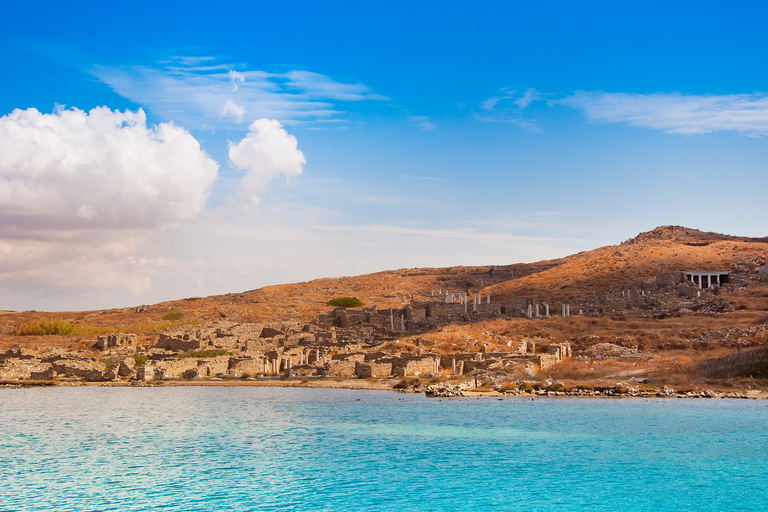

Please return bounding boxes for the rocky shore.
[2,376,765,400]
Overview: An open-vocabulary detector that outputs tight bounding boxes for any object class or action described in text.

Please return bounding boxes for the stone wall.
[156,334,201,352]
[355,361,393,378]
[150,357,199,378]
[96,333,138,350]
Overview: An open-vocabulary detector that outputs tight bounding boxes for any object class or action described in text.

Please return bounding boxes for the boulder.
[660,385,675,396]
[424,383,465,397]
[759,263,768,282]
[677,283,697,298]
[260,327,284,338]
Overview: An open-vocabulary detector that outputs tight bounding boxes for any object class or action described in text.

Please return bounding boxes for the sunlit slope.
[482,226,768,302]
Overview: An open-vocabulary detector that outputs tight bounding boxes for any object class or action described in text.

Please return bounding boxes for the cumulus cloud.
[93,60,388,129]
[0,106,218,233]
[559,91,768,135]
[0,106,219,301]
[228,119,306,207]
[221,99,245,120]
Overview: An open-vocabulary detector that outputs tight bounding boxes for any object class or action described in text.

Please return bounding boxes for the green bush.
[326,297,364,308]
[13,319,77,336]
[162,311,185,321]
[133,354,148,366]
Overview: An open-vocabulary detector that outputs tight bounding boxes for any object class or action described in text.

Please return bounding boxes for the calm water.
[1,387,766,511]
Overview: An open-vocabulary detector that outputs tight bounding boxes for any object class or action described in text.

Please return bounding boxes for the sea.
[1,387,766,511]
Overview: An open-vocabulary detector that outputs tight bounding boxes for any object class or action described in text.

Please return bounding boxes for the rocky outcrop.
[424,383,465,397]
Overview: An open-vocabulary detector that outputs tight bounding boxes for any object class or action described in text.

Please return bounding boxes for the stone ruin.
[7,264,761,384]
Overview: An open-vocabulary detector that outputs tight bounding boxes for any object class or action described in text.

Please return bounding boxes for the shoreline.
[2,377,766,399]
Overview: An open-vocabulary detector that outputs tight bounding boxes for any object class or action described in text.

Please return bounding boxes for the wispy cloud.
[92,58,388,129]
[559,90,768,136]
[313,223,573,244]
[408,115,437,131]
[475,87,543,130]
[397,174,443,181]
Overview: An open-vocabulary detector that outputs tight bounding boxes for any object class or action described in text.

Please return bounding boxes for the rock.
[759,263,768,282]
[424,383,465,397]
[660,385,675,396]
[677,283,697,298]
[117,361,134,377]
[260,327,284,338]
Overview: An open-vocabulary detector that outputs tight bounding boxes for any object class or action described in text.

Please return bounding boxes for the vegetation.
[326,297,364,308]
[133,354,148,366]
[699,346,768,379]
[162,311,185,321]
[179,349,232,358]
[13,319,78,336]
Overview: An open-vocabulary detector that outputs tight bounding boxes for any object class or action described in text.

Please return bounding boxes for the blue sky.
[1,1,767,311]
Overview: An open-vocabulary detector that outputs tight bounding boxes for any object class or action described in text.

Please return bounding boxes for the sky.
[1,0,767,311]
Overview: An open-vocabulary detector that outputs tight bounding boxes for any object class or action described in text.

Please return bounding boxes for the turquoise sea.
[1,387,766,511]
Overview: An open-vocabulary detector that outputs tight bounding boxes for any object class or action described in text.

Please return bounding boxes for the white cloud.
[221,99,245,120]
[92,60,387,129]
[229,70,245,91]
[0,106,219,301]
[559,90,768,135]
[408,115,437,131]
[476,87,543,129]
[228,119,306,207]
[0,107,218,232]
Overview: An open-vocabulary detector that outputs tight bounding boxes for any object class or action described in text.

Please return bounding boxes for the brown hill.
[482,226,768,303]
[1,225,766,351]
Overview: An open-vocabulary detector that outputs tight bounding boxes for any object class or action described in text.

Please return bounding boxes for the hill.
[1,225,767,395]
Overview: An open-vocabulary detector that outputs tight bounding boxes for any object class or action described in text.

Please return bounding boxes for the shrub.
[133,354,148,366]
[162,311,185,321]
[13,319,77,336]
[326,297,364,308]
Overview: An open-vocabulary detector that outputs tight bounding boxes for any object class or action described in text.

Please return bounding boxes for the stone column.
[545,303,549,317]
[316,349,320,364]
[452,358,456,374]
[527,303,533,319]
[390,312,394,331]
[487,294,490,304]
[401,315,405,331]
[535,304,539,318]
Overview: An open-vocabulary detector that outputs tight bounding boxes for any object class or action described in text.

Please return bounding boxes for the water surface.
[1,387,766,511]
